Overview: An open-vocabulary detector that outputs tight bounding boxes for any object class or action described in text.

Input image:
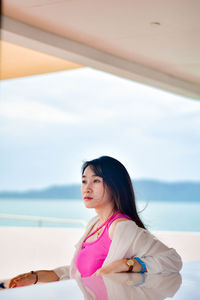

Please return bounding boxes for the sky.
[0,67,200,191]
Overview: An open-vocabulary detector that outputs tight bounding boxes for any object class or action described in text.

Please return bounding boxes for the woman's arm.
[9,270,59,288]
[93,219,145,275]
[101,220,182,275]
[93,258,143,276]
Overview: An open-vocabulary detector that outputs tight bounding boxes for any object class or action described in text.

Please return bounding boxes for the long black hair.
[82,156,146,229]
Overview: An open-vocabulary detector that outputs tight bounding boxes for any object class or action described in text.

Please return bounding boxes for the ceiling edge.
[1,16,200,100]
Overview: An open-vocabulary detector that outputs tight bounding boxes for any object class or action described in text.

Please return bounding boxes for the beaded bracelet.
[31,271,38,284]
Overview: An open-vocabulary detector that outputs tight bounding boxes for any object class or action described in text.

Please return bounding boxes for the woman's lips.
[84,196,93,201]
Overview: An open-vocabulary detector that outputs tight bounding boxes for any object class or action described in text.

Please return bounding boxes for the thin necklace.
[96,210,119,237]
[84,210,119,243]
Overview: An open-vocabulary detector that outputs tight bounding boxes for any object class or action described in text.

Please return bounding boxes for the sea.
[0,199,200,232]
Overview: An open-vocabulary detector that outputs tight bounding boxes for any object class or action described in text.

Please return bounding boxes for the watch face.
[127,259,134,266]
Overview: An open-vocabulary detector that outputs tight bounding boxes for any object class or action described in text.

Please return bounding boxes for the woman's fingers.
[9,279,20,288]
[9,280,16,288]
[93,267,107,276]
[92,269,102,276]
[9,279,15,288]
[9,272,34,288]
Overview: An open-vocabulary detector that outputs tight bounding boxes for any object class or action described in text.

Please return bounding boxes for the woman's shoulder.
[109,217,135,240]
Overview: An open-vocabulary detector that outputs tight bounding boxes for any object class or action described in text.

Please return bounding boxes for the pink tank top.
[75,211,132,277]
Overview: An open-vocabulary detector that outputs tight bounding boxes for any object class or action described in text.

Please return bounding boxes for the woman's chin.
[84,201,96,208]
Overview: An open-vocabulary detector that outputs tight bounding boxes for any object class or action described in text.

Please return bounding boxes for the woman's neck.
[95,205,116,224]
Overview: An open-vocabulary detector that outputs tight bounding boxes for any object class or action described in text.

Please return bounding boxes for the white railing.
[0,213,87,228]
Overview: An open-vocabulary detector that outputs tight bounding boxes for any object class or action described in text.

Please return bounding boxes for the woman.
[9,156,182,288]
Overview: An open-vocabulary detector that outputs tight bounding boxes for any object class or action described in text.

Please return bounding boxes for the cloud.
[1,68,200,190]
[0,98,81,124]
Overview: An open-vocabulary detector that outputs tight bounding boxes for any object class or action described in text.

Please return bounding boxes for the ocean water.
[0,199,199,232]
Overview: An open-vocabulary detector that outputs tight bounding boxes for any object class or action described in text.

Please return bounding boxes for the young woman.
[9,156,182,288]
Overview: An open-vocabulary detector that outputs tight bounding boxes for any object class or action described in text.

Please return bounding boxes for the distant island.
[0,180,199,202]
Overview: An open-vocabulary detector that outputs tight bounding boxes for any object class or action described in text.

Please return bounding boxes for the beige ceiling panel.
[0,40,83,80]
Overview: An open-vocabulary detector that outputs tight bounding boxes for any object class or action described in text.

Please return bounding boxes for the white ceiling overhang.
[1,0,200,99]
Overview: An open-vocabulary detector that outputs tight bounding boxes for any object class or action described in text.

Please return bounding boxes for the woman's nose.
[84,182,92,192]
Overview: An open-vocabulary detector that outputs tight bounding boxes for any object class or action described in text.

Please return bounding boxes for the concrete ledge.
[0,227,200,280]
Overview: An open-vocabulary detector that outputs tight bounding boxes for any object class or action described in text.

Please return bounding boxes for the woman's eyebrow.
[82,175,100,178]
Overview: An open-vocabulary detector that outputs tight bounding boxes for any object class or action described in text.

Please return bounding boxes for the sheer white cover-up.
[53,216,182,280]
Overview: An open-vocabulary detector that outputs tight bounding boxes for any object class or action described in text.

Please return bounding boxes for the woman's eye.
[82,180,86,184]
[94,179,100,183]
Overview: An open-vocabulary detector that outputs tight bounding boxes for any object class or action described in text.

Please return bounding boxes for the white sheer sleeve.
[103,220,182,274]
[53,265,70,280]
[132,228,182,273]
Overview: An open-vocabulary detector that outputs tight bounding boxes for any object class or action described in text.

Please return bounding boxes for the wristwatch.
[126,259,135,272]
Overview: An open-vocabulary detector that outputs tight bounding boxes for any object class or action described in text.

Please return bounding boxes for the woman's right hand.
[9,272,37,288]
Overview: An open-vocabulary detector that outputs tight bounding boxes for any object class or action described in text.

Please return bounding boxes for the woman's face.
[81,166,113,209]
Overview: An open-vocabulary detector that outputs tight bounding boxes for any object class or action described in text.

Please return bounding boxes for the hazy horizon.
[1,177,200,193]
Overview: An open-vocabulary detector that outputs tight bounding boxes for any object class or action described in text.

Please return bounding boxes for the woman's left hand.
[93,259,128,276]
